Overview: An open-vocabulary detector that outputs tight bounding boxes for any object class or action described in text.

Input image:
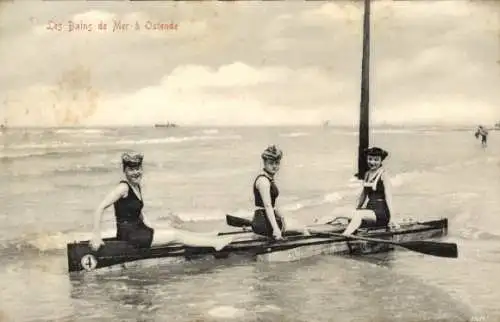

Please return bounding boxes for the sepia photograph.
[0,0,499,321]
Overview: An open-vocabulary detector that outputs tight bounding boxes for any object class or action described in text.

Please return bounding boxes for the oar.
[227,214,347,229]
[318,232,458,259]
[226,214,252,227]
[227,214,349,228]
[226,214,457,258]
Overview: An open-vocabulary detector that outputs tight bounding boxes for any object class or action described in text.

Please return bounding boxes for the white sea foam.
[53,129,110,135]
[255,304,282,312]
[174,210,231,222]
[7,135,241,151]
[372,129,419,134]
[23,228,116,251]
[391,170,429,187]
[323,192,343,203]
[0,150,61,159]
[280,132,310,138]
[200,129,219,134]
[207,306,244,318]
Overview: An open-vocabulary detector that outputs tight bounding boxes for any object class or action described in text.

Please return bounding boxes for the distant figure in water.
[89,152,233,251]
[251,145,311,240]
[342,147,397,236]
[475,125,488,148]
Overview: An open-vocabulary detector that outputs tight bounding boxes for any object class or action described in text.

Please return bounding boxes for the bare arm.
[273,195,283,217]
[273,200,288,232]
[256,177,281,237]
[92,183,128,237]
[356,173,368,208]
[356,189,367,209]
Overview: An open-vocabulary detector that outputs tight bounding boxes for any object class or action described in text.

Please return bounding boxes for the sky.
[0,0,499,127]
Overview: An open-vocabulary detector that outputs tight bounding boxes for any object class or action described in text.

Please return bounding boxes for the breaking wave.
[207,306,245,318]
[0,231,97,254]
[279,132,310,138]
[6,135,241,150]
[0,135,242,160]
[200,129,219,135]
[52,128,112,135]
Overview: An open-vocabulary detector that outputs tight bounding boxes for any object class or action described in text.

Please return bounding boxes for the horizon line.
[0,123,491,129]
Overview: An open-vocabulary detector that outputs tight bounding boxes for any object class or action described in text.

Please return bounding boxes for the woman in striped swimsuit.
[342,147,397,236]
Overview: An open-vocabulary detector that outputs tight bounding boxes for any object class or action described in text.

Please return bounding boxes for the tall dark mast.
[356,0,371,180]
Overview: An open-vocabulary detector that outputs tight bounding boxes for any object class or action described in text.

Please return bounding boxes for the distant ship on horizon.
[154,122,178,128]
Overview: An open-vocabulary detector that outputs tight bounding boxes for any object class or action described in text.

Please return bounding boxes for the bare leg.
[174,230,234,251]
[313,206,352,225]
[152,229,233,251]
[342,209,376,236]
[284,217,311,236]
[151,229,177,245]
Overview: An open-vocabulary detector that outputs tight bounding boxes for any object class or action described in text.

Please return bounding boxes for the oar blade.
[226,214,252,228]
[400,240,458,258]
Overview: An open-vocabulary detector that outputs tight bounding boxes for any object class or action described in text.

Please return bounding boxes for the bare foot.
[213,236,233,251]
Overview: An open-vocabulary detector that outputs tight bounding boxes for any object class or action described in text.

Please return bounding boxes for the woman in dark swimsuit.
[342,147,397,236]
[90,152,233,251]
[251,145,310,240]
[475,125,488,148]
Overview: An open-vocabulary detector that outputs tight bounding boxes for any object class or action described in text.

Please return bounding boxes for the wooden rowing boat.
[66,217,450,273]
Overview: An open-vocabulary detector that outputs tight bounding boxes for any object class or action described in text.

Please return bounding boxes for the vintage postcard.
[0,0,498,321]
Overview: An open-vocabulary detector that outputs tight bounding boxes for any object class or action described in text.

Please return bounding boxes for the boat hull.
[258,219,447,262]
[67,218,448,273]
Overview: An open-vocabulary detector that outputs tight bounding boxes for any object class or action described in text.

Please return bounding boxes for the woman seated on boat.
[251,145,310,240]
[342,147,397,236]
[89,152,233,251]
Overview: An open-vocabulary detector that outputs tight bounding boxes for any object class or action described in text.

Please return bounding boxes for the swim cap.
[261,145,283,161]
[121,152,144,167]
[364,147,389,160]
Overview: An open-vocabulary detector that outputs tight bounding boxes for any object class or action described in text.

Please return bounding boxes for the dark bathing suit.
[251,173,284,237]
[481,133,487,144]
[361,169,391,228]
[476,129,487,144]
[114,181,154,248]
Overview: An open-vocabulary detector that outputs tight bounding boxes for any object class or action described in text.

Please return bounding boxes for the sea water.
[0,126,498,321]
